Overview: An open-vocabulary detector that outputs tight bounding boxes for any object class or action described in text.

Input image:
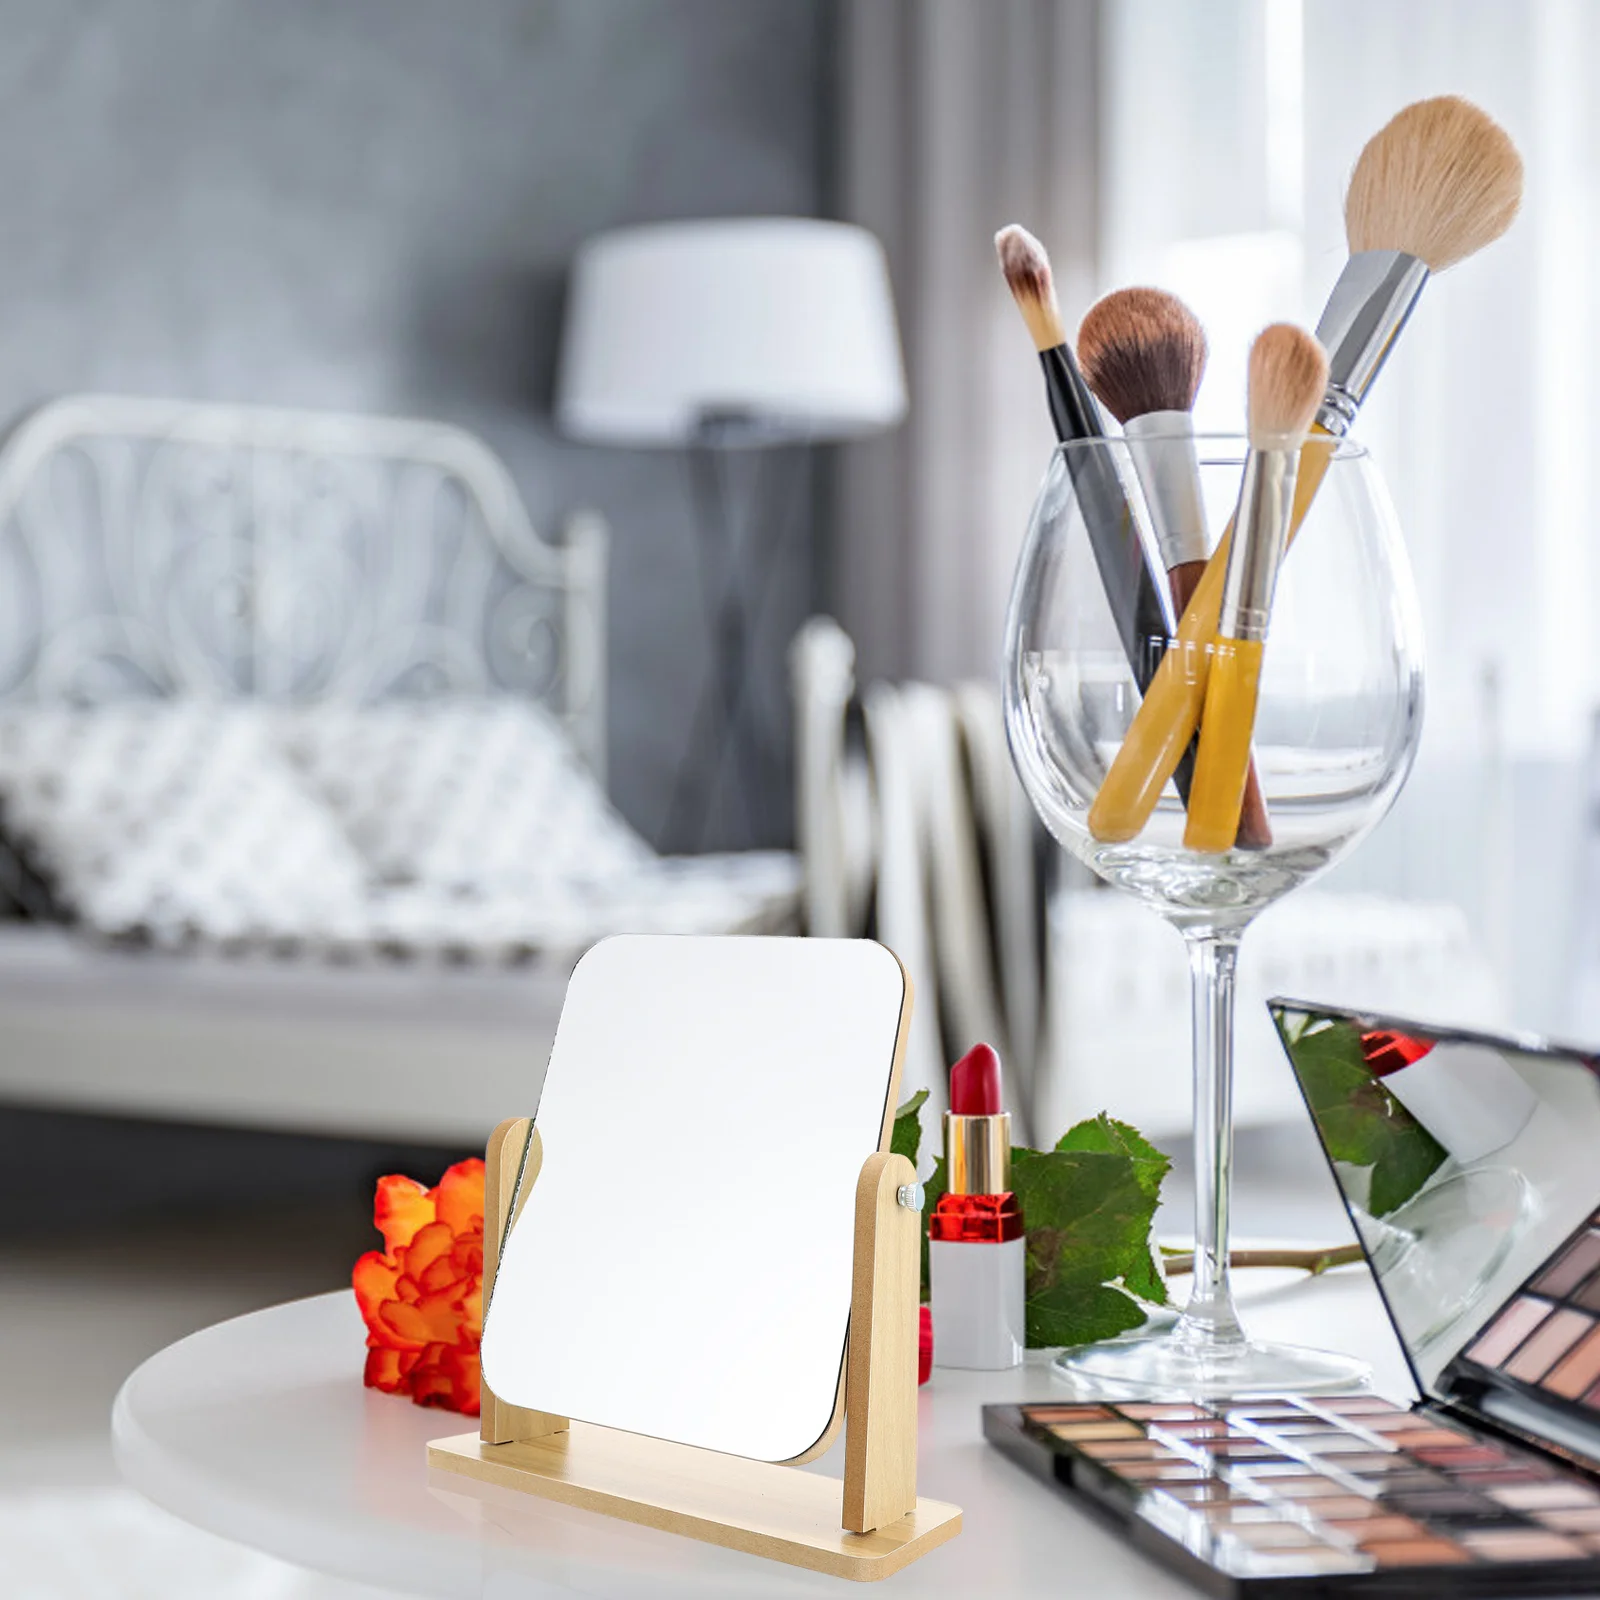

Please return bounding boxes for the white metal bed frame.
[0,393,607,775]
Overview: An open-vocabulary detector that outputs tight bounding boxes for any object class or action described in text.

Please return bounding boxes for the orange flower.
[353,1157,486,1415]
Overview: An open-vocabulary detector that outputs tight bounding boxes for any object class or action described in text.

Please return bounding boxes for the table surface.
[114,1276,1415,1600]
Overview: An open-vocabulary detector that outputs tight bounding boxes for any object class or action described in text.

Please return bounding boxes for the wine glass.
[1003,433,1424,1397]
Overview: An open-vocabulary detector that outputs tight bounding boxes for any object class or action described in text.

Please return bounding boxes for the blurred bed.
[0,394,798,1144]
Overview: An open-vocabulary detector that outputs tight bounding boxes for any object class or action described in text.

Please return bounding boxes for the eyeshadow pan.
[1361,1413,1431,1433]
[1151,1421,1230,1439]
[1240,1550,1366,1575]
[1363,1538,1470,1566]
[1161,1481,1252,1506]
[1490,1481,1600,1510]
[1506,1308,1595,1382]
[1537,1508,1600,1532]
[1116,1403,1208,1421]
[1227,1523,1324,1549]
[1048,1421,1145,1441]
[1342,1515,1427,1543]
[1461,1529,1588,1560]
[1106,1460,1212,1482]
[1467,1296,1554,1368]
[1387,1427,1474,1449]
[1079,1439,1166,1460]
[1022,1404,1115,1422]
[1548,1325,1600,1400]
[1255,1477,1353,1500]
[1318,1395,1403,1415]
[1302,1496,1383,1518]
[1296,1433,1397,1455]
[1578,1272,1600,1315]
[1533,1231,1600,1298]
[1407,1444,1512,1469]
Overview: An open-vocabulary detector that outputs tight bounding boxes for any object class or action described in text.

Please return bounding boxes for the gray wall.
[0,0,828,846]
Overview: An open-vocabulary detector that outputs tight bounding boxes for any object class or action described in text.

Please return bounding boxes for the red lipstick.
[928,1044,1025,1370]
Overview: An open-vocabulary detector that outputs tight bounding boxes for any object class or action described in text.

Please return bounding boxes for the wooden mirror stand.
[428,1118,963,1582]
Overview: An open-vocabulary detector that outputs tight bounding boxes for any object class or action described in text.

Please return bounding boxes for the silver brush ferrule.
[1123,411,1208,572]
[1314,250,1430,436]
[1221,447,1299,642]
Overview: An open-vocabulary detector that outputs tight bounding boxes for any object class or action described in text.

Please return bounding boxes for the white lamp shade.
[557,217,907,446]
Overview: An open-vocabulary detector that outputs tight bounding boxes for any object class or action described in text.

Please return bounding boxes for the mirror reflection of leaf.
[1285,1017,1446,1217]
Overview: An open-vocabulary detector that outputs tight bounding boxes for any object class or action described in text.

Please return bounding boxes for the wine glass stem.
[1179,929,1245,1349]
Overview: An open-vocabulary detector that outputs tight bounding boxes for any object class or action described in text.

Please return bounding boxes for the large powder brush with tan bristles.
[1345,94,1523,270]
[1318,94,1523,434]
[1184,324,1329,855]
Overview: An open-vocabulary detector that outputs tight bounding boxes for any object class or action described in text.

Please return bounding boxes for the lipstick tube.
[930,1046,1025,1370]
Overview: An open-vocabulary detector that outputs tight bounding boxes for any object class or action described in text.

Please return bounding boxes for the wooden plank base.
[428,1422,961,1583]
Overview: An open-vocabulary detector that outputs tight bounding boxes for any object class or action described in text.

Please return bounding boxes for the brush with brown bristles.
[995,224,1174,696]
[1078,287,1273,850]
[1078,287,1210,612]
[1089,94,1523,848]
[1184,325,1329,853]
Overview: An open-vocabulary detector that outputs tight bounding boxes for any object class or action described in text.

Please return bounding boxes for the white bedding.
[0,699,799,961]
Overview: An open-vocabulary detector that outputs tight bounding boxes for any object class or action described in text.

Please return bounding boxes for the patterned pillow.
[276,699,650,894]
[0,702,370,948]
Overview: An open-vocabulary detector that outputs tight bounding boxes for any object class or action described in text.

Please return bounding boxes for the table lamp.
[557,217,906,848]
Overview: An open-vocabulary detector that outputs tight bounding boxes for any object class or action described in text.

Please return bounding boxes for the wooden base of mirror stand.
[428,1118,962,1583]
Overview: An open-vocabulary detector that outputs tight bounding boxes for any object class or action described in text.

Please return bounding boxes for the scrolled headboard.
[0,394,608,776]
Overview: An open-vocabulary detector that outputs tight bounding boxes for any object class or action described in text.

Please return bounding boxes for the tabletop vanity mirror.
[427,934,963,1582]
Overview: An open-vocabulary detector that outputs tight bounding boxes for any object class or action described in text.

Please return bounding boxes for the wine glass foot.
[1051,1328,1371,1400]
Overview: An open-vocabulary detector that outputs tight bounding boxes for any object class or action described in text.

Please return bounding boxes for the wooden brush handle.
[1166,561,1271,850]
[1185,636,1265,853]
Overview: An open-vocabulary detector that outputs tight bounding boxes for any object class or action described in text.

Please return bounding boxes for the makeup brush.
[1087,95,1523,846]
[1077,288,1210,611]
[1077,288,1271,850]
[1184,325,1328,853]
[996,226,1174,694]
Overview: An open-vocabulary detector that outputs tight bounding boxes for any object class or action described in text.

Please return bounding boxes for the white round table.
[114,1276,1414,1599]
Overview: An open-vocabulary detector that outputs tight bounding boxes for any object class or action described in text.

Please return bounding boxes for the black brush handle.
[1038,347,1194,799]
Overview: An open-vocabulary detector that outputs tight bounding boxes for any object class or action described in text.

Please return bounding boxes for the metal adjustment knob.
[896,1182,925,1212]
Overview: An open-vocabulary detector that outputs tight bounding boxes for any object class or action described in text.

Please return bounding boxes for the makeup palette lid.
[1271,999,1600,1467]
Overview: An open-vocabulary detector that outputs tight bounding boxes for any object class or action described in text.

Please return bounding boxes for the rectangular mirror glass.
[481,935,909,1463]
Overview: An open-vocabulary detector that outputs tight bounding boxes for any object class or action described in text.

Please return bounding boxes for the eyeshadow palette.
[982,1003,1600,1596]
[985,1392,1600,1595]
[1461,1209,1600,1413]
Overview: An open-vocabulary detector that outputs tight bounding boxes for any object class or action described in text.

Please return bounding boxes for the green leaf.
[1027,1281,1147,1348]
[1283,1018,1446,1217]
[891,1090,928,1167]
[1056,1113,1171,1202]
[1121,1241,1170,1307]
[1011,1148,1153,1295]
